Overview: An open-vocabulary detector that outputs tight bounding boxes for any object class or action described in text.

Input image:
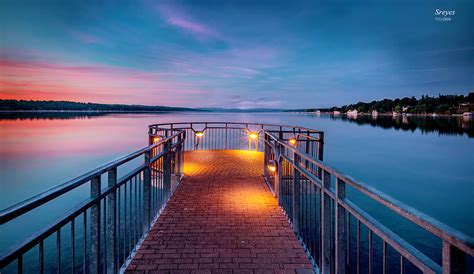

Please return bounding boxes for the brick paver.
[126,150,313,273]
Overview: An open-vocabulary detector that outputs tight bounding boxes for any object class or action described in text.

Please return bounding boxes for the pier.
[126,150,312,272]
[1,122,473,273]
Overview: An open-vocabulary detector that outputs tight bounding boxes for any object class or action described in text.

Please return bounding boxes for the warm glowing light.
[267,160,277,172]
[152,137,161,143]
[195,131,204,137]
[249,132,258,139]
[289,138,297,145]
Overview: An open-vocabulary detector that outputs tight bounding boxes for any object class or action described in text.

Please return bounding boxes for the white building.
[347,109,358,118]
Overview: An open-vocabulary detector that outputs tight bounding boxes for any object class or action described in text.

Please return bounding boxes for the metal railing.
[0,130,185,273]
[264,131,474,274]
[1,121,473,273]
[149,122,323,153]
[149,122,324,195]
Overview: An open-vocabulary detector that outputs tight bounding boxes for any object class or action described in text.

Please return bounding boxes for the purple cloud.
[156,3,217,39]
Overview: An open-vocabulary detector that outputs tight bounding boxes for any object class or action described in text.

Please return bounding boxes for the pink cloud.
[0,59,210,106]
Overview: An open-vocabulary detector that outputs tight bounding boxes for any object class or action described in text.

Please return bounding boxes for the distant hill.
[0,100,199,112]
[0,100,288,112]
[198,107,285,112]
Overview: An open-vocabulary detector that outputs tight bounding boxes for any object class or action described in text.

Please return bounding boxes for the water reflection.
[3,112,473,137]
[0,111,111,120]
[326,114,474,137]
[1,111,473,272]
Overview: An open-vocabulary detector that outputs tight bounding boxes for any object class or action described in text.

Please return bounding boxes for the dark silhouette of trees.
[0,100,196,112]
[314,93,473,114]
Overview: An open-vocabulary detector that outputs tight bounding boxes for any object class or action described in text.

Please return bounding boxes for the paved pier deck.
[126,150,313,273]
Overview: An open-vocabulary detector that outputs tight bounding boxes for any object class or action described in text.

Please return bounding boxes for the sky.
[1,0,473,109]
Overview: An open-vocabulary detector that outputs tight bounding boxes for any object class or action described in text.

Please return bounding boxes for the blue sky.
[1,0,473,108]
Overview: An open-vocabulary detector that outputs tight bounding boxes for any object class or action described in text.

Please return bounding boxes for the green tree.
[436,104,450,114]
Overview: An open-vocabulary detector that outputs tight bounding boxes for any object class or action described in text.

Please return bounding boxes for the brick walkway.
[126,150,313,273]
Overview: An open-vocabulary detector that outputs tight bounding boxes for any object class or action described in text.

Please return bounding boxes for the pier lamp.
[195,131,204,137]
[267,160,277,172]
[289,138,297,146]
[152,136,161,143]
[249,132,259,140]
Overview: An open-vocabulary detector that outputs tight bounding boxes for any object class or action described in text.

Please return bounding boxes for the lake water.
[1,112,473,271]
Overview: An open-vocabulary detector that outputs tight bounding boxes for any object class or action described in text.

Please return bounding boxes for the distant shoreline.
[0,110,198,113]
[0,109,283,114]
[292,111,472,117]
[0,100,284,113]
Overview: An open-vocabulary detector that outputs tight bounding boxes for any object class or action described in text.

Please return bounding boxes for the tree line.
[308,93,474,114]
[0,100,197,112]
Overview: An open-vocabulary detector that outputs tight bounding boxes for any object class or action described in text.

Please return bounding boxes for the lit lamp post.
[148,135,163,157]
[149,135,162,145]
[289,138,297,146]
[194,131,204,149]
[248,131,259,150]
[267,160,277,172]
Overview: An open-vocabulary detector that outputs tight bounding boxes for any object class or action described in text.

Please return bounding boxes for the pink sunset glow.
[0,59,210,106]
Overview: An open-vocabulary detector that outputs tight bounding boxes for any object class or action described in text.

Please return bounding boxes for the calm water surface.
[1,112,473,271]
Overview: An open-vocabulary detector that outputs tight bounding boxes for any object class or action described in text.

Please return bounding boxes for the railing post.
[89,176,101,274]
[263,134,269,182]
[318,132,324,161]
[335,178,347,274]
[321,170,331,273]
[144,150,152,229]
[305,131,310,168]
[442,241,466,274]
[292,153,301,235]
[317,132,324,179]
[276,143,283,206]
[177,134,182,178]
[163,139,172,199]
[106,168,117,273]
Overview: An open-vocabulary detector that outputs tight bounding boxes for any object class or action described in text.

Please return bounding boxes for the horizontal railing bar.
[1,145,179,267]
[0,133,183,224]
[341,199,441,274]
[0,198,94,267]
[266,130,321,135]
[149,142,182,163]
[267,131,474,254]
[280,153,322,190]
[268,137,321,142]
[1,160,157,268]
[117,166,146,188]
[149,122,324,133]
[342,178,474,255]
